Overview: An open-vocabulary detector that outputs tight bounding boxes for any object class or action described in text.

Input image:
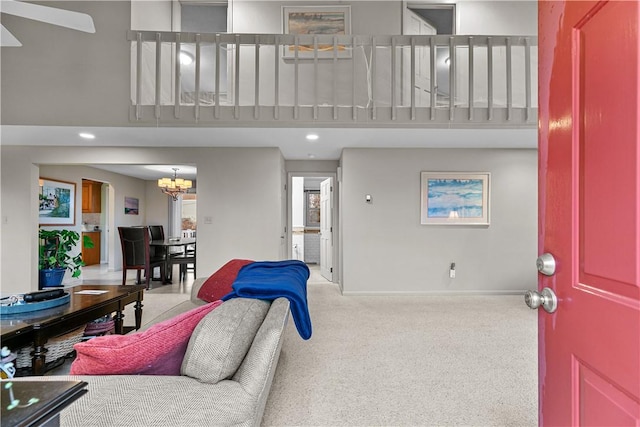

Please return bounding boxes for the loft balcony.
[129,32,537,128]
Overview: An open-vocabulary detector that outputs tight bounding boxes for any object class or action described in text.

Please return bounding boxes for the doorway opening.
[179,3,228,105]
[81,178,110,269]
[407,4,455,34]
[288,173,336,283]
[180,192,197,237]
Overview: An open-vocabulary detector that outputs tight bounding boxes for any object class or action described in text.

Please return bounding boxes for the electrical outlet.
[449,269,456,279]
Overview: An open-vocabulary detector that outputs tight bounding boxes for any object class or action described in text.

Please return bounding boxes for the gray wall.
[455,1,537,35]
[340,148,537,294]
[1,1,131,126]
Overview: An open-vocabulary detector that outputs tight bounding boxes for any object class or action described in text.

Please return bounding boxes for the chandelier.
[158,168,193,200]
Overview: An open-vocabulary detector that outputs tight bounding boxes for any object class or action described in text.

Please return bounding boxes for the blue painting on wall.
[427,179,484,218]
[421,172,490,225]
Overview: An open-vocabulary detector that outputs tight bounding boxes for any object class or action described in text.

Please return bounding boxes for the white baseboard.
[340,289,528,297]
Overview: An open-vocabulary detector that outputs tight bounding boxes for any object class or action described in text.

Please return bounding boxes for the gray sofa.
[18,278,291,427]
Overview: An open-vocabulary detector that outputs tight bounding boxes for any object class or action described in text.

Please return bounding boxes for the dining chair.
[169,244,196,282]
[148,225,164,241]
[146,225,168,279]
[118,226,165,289]
[182,229,196,255]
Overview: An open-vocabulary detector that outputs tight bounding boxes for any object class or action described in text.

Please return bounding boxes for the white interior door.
[320,178,333,281]
[403,8,436,107]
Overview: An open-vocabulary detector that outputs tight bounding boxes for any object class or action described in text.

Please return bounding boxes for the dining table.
[149,237,196,283]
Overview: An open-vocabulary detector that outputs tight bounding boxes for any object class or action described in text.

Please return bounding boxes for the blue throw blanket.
[222,260,312,340]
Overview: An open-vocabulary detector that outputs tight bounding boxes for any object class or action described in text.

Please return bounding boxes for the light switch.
[204,216,213,224]
[365,194,372,203]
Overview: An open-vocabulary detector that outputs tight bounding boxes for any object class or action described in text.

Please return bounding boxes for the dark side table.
[1,380,87,427]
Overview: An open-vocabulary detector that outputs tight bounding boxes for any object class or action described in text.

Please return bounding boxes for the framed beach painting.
[282,6,351,59]
[39,178,76,225]
[420,172,490,225]
[124,197,139,215]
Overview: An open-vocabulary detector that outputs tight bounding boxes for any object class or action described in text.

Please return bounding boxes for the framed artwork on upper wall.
[420,172,490,225]
[282,6,352,59]
[39,177,76,225]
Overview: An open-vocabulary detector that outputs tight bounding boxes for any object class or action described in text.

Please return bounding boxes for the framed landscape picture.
[124,197,139,215]
[39,177,76,225]
[282,6,351,59]
[420,172,490,225]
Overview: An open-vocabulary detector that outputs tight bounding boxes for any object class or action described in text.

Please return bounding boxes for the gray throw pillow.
[181,298,271,383]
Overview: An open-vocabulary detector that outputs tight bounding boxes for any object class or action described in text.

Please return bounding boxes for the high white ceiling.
[2,125,537,180]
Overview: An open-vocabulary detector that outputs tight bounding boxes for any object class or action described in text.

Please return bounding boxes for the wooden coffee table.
[0,285,145,376]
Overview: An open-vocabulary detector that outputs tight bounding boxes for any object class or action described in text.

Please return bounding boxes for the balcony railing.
[129,31,537,127]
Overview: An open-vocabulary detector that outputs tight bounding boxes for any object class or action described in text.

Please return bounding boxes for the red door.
[538,0,640,425]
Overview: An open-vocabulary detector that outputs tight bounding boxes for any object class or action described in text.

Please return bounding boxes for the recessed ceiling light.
[306,134,319,141]
[79,132,95,139]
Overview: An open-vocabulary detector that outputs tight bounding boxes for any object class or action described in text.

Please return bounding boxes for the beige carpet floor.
[262,278,538,426]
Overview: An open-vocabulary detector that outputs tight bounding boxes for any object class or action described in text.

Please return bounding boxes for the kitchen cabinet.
[82,231,101,266]
[82,181,101,213]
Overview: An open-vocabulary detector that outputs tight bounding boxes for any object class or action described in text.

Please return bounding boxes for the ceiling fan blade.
[1,24,22,46]
[1,0,95,33]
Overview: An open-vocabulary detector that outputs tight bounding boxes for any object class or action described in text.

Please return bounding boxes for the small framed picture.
[420,172,490,225]
[39,178,76,225]
[124,197,139,215]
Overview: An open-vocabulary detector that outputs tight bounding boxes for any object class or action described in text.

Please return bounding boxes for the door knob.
[536,253,556,276]
[524,287,558,313]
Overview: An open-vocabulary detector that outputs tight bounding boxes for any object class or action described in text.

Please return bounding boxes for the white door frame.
[107,183,117,272]
[319,177,333,281]
[287,171,338,283]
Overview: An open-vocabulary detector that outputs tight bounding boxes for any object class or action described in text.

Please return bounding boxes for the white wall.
[131,0,173,31]
[456,1,537,35]
[285,160,339,174]
[340,147,537,294]
[1,146,283,295]
[145,182,171,231]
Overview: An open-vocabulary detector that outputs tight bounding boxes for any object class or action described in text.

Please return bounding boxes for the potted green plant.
[39,229,94,288]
